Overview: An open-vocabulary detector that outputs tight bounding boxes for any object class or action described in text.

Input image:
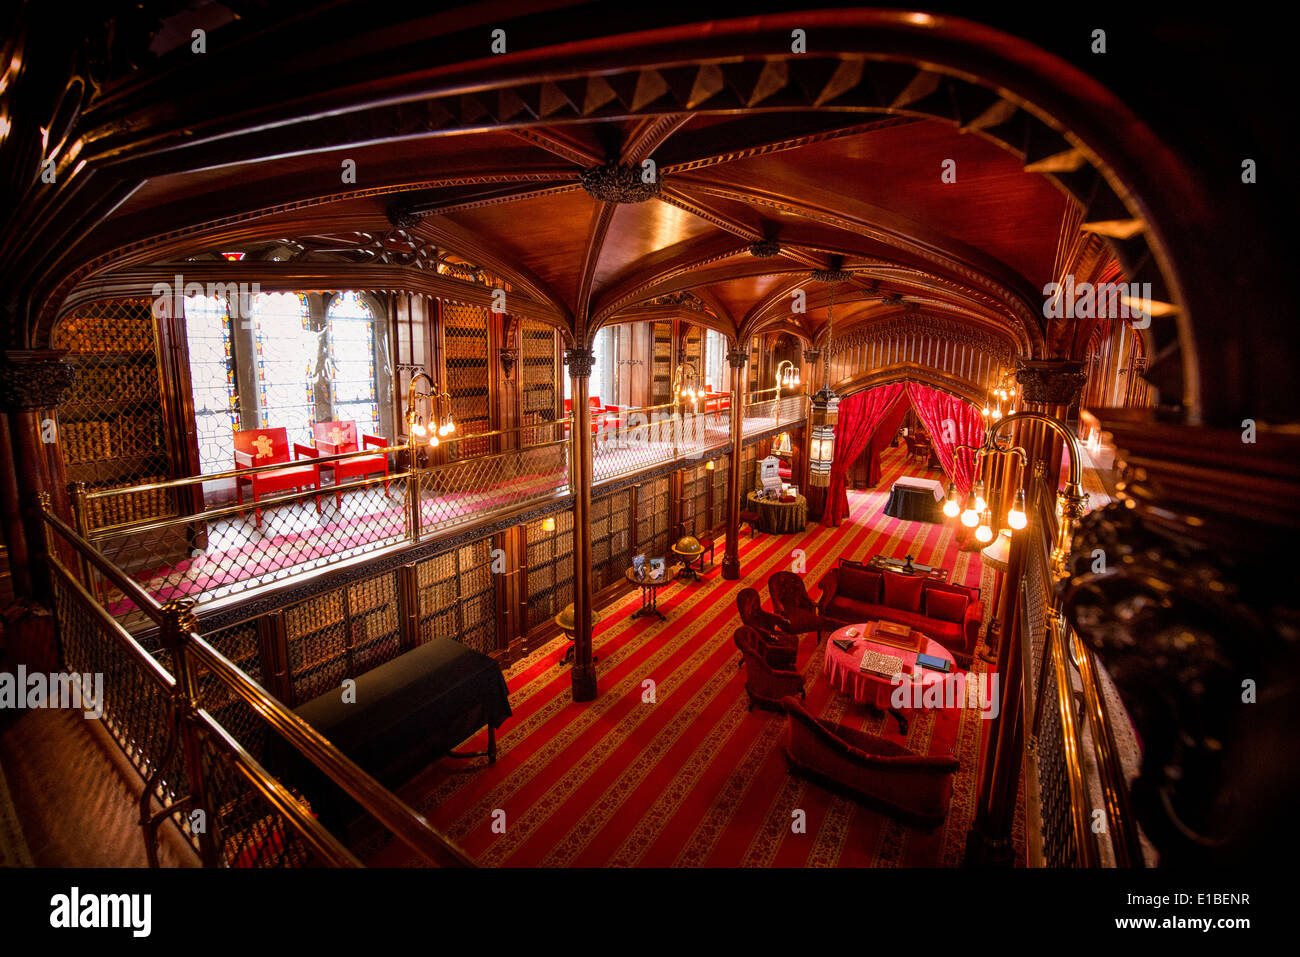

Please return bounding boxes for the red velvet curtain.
[904,382,985,493]
[821,383,905,526]
[864,395,909,486]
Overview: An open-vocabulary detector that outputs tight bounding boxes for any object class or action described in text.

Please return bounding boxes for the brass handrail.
[42,505,475,868]
[1046,610,1100,866]
[44,554,359,867]
[84,443,410,495]
[186,636,475,867]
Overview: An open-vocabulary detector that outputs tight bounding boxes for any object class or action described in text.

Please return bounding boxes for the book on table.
[869,619,923,652]
[858,649,905,679]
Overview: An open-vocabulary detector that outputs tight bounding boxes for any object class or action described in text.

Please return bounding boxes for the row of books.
[85,477,172,529]
[66,362,158,404]
[62,415,161,463]
[59,317,154,353]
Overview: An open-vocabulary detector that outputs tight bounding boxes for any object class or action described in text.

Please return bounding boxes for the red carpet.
[366,448,999,867]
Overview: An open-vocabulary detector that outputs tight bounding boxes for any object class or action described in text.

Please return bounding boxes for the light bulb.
[961,490,979,527]
[412,422,427,437]
[1007,488,1028,529]
[975,522,993,544]
[992,409,1002,420]
[429,435,439,448]
[943,499,960,518]
[983,406,991,417]
[446,418,455,432]
[974,481,986,514]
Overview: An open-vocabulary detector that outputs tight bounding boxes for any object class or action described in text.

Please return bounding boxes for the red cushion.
[925,589,968,624]
[925,581,978,603]
[838,566,883,603]
[882,573,924,613]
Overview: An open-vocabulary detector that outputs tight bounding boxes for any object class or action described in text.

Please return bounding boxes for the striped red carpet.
[368,448,1004,867]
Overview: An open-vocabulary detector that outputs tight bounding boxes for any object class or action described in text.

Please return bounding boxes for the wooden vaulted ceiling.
[14,4,1159,379]
[80,107,1073,358]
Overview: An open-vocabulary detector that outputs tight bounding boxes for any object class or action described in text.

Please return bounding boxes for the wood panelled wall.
[826,323,1011,399]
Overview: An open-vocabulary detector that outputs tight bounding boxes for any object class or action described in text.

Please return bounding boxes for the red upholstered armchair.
[732,625,796,671]
[234,427,321,528]
[735,627,805,712]
[768,571,830,641]
[307,420,389,506]
[735,588,799,668]
[781,696,959,829]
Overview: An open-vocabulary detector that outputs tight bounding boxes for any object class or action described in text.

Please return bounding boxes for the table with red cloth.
[823,622,956,721]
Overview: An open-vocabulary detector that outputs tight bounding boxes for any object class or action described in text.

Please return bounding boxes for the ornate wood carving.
[1015,358,1088,404]
[0,351,77,411]
[564,348,596,378]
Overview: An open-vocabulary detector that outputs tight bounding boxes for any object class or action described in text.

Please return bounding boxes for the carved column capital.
[726,349,749,370]
[564,348,595,378]
[0,350,76,411]
[802,349,821,365]
[1014,358,1087,405]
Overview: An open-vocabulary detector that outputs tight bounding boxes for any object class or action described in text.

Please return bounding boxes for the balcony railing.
[1021,468,1147,867]
[41,503,473,869]
[69,394,807,622]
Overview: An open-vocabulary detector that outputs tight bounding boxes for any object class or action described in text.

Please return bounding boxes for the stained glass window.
[253,292,315,446]
[326,291,381,437]
[184,294,240,475]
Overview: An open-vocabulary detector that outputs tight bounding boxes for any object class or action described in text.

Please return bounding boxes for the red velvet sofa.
[781,696,958,829]
[816,561,982,667]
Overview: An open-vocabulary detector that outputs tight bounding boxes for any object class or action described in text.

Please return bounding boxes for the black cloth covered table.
[269,638,512,830]
[883,478,945,523]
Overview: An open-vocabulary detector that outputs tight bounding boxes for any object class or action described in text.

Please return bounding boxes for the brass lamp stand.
[404,371,455,539]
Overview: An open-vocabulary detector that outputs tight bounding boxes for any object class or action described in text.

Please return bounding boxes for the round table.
[625,563,683,621]
[745,490,807,534]
[822,623,956,733]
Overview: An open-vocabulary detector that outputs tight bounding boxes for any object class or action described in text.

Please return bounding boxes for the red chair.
[768,571,831,642]
[234,427,321,528]
[735,627,805,712]
[736,588,799,667]
[307,420,390,506]
[739,507,762,538]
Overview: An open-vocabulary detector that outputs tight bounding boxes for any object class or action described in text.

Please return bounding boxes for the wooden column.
[565,346,598,701]
[0,350,77,670]
[721,347,748,580]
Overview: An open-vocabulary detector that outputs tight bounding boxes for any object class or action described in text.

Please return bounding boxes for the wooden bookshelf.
[442,302,493,458]
[590,488,631,592]
[525,510,574,632]
[416,539,496,654]
[635,476,670,560]
[54,299,180,532]
[651,320,673,405]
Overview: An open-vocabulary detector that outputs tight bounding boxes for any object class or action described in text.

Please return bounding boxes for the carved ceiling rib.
[412,218,572,323]
[668,176,1045,352]
[510,127,604,167]
[660,116,924,174]
[575,201,616,334]
[59,263,569,328]
[621,114,693,164]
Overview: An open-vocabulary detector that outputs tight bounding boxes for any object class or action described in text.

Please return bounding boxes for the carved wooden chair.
[735,627,805,712]
[305,419,390,506]
[233,427,321,528]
